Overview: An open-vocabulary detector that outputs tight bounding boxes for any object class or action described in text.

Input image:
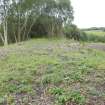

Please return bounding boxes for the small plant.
[49,87,85,105]
[42,73,63,85]
[68,91,86,105]
[78,65,89,74]
[64,72,83,83]
[49,87,65,95]
[57,94,68,104]
[57,91,85,105]
[18,84,33,94]
[42,75,52,85]
[6,84,18,93]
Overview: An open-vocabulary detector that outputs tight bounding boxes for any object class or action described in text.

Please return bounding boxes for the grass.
[0,38,105,104]
[85,30,105,36]
[83,30,105,42]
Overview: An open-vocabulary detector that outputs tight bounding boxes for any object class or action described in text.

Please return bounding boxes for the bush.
[64,25,105,42]
[64,24,82,41]
[79,31,88,41]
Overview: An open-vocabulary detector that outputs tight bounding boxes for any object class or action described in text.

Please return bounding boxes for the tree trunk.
[3,19,8,46]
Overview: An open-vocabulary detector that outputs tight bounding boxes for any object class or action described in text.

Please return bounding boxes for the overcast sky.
[71,0,105,28]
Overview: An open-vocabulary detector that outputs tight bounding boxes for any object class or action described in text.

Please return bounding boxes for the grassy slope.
[0,39,105,105]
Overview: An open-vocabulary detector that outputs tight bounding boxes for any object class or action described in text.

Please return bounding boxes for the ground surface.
[0,39,105,105]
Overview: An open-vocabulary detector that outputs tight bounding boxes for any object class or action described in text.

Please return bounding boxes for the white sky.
[71,0,105,28]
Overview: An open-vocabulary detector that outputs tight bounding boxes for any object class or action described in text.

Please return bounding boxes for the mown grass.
[0,39,105,105]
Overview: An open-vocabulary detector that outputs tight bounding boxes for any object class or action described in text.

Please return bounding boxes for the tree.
[0,0,74,45]
[64,24,81,40]
[30,0,74,37]
[0,0,11,45]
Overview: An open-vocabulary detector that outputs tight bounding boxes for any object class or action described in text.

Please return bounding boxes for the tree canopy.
[0,0,73,45]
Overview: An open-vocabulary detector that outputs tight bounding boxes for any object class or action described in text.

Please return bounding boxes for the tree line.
[0,0,75,46]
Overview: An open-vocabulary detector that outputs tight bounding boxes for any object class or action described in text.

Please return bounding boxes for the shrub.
[64,24,87,41]
[79,31,88,41]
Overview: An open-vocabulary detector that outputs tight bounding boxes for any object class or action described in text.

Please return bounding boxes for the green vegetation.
[0,39,105,104]
[85,30,105,36]
[64,24,87,41]
[84,30,105,42]
[0,0,105,105]
[0,0,73,46]
[49,87,85,105]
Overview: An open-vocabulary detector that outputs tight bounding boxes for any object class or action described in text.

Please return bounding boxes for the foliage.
[64,24,81,40]
[49,87,65,95]
[82,30,105,42]
[0,0,74,45]
[30,15,63,38]
[56,91,85,105]
[49,87,85,105]
[0,39,105,104]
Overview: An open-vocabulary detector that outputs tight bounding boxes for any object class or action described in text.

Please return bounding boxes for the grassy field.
[83,30,105,42]
[0,39,105,105]
[85,30,105,36]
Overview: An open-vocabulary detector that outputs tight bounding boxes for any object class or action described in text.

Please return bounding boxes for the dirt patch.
[87,43,105,51]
